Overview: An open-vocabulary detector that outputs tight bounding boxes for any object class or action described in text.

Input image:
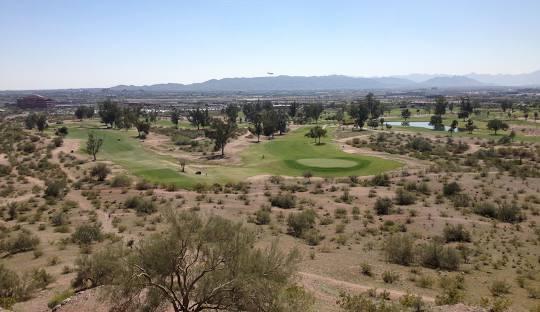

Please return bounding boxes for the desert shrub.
[110,174,132,187]
[29,268,54,290]
[135,179,153,190]
[50,211,69,227]
[124,196,157,214]
[255,206,271,225]
[360,263,372,276]
[338,292,403,312]
[443,224,471,242]
[419,239,460,271]
[45,180,67,198]
[473,201,524,223]
[303,228,323,246]
[371,174,390,186]
[19,142,36,154]
[394,188,416,205]
[473,202,497,218]
[408,137,432,152]
[334,208,348,219]
[496,202,524,223]
[269,193,296,209]
[450,193,471,208]
[90,163,111,181]
[374,197,394,215]
[382,271,400,284]
[490,280,511,297]
[0,264,27,308]
[384,234,415,265]
[72,243,126,289]
[287,209,316,238]
[0,230,40,255]
[52,136,63,147]
[443,182,461,196]
[48,289,74,309]
[435,275,464,305]
[71,224,103,245]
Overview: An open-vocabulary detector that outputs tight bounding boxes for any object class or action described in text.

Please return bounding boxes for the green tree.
[224,104,240,123]
[134,120,151,138]
[288,101,299,118]
[188,107,210,130]
[305,126,327,144]
[34,113,47,132]
[75,106,86,120]
[248,113,263,142]
[98,99,121,128]
[262,109,278,138]
[105,211,307,312]
[434,96,447,116]
[24,113,37,129]
[348,102,369,129]
[500,99,513,112]
[401,108,411,121]
[304,103,324,123]
[448,120,458,136]
[465,119,475,134]
[487,119,509,135]
[429,115,444,131]
[170,109,180,128]
[86,132,103,161]
[205,118,237,157]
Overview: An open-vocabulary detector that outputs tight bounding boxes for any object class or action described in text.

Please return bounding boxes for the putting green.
[296,158,358,168]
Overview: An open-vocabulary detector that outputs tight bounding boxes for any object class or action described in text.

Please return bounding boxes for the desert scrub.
[269,192,296,209]
[124,196,157,214]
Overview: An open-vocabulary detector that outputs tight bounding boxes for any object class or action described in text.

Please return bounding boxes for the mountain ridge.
[109,71,540,92]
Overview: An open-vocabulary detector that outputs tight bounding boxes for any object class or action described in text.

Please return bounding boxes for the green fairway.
[63,123,401,188]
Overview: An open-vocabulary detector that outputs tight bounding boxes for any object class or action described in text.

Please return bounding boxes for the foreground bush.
[92,210,312,311]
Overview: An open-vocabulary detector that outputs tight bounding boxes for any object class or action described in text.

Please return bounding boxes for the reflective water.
[385,121,458,132]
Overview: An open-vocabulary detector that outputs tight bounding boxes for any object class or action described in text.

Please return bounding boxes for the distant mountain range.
[110,70,540,92]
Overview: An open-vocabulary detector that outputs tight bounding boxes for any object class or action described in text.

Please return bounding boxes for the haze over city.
[1,0,540,90]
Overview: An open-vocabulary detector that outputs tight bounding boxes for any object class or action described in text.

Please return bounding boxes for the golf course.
[64,123,401,187]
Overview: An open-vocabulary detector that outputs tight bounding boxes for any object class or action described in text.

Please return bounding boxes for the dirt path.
[48,140,114,234]
[299,271,436,303]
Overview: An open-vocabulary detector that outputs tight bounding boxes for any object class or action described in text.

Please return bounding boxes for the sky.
[1,0,540,90]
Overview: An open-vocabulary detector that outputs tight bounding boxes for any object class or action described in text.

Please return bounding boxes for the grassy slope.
[64,122,401,188]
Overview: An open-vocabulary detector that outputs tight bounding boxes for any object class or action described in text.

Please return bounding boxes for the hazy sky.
[1,0,540,90]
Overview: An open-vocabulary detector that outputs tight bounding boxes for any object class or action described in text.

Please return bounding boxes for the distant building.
[16,95,53,110]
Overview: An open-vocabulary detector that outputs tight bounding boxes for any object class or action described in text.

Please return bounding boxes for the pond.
[385,121,458,132]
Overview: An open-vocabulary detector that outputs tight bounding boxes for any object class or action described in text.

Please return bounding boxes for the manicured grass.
[62,123,401,188]
[225,126,401,177]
